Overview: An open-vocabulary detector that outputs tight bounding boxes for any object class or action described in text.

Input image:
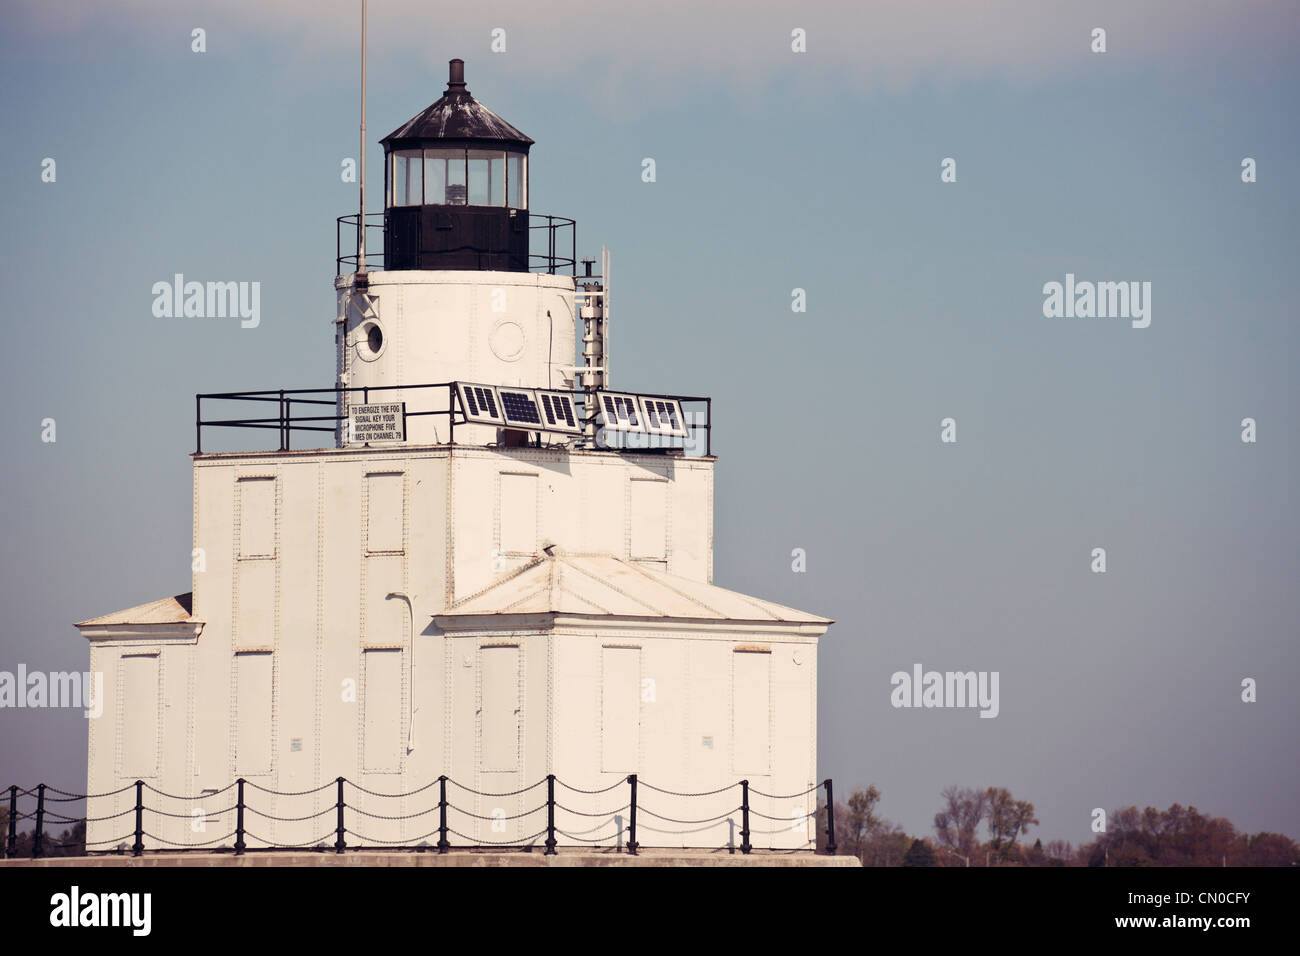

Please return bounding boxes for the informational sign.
[347,402,405,443]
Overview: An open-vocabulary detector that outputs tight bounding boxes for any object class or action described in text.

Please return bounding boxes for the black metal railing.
[335,212,576,277]
[335,212,386,273]
[194,382,712,457]
[1,777,835,858]
[527,214,576,276]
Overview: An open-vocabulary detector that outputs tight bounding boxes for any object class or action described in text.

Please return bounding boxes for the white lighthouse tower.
[76,60,833,854]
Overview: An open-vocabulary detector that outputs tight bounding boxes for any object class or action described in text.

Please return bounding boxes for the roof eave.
[76,621,205,645]
[431,611,831,636]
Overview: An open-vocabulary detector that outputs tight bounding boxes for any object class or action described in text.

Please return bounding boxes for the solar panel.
[499,389,543,427]
[535,391,583,434]
[638,397,689,437]
[595,391,646,432]
[456,382,505,425]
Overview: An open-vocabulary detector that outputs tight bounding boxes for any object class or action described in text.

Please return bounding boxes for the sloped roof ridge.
[557,553,675,616]
[451,554,546,608]
[616,555,757,619]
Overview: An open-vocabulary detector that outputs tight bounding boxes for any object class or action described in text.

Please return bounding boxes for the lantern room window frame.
[387,148,527,210]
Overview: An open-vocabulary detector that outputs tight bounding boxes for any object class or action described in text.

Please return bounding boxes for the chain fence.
[1,776,838,859]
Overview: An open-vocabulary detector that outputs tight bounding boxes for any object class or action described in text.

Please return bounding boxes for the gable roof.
[76,593,193,628]
[440,552,831,625]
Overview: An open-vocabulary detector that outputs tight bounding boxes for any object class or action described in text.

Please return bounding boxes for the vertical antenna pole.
[357,0,368,275]
[601,245,611,387]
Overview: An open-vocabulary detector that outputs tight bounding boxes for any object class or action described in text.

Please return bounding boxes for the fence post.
[626,774,639,856]
[334,777,346,854]
[739,780,751,856]
[32,785,46,858]
[234,779,246,855]
[743,780,754,858]
[823,779,837,855]
[437,776,450,854]
[132,780,144,857]
[5,785,16,858]
[544,774,557,856]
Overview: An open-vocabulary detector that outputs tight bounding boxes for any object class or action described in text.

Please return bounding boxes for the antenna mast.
[357,0,368,276]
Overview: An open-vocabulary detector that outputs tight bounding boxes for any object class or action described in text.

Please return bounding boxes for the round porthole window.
[356,320,385,361]
[489,319,526,362]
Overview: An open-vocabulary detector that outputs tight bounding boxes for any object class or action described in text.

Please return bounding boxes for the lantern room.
[381,58,533,272]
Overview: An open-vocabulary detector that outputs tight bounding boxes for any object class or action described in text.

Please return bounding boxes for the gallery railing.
[2,777,836,859]
[335,212,576,276]
[194,382,713,456]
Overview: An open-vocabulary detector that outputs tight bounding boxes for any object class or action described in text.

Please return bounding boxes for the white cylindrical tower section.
[336,270,576,445]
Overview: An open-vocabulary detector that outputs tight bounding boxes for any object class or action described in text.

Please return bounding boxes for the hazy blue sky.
[1,1,1297,847]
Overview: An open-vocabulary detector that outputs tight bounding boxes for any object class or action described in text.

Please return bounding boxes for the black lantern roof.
[381,59,534,152]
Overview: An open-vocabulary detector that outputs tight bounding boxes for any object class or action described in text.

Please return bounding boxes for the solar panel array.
[457,382,582,435]
[594,391,688,437]
[456,383,692,442]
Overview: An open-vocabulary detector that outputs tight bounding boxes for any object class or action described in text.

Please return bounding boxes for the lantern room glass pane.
[467,149,504,206]
[446,150,466,205]
[490,155,503,205]
[507,153,525,208]
[393,150,422,206]
[423,148,464,205]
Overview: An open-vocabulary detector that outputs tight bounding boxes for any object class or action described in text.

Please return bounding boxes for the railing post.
[234,779,246,855]
[32,785,46,859]
[5,785,17,858]
[626,774,639,856]
[334,777,346,854]
[132,780,144,857]
[336,384,344,447]
[278,390,287,451]
[544,774,557,856]
[195,394,202,455]
[437,776,450,854]
[823,779,837,856]
[739,780,751,855]
[706,397,712,457]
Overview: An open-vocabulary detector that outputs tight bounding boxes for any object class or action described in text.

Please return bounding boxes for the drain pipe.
[387,591,415,752]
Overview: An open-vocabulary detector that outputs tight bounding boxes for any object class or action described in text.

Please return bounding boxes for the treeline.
[816,785,1299,867]
[0,815,85,858]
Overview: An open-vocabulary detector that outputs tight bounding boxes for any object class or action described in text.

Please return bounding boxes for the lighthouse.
[75,60,833,854]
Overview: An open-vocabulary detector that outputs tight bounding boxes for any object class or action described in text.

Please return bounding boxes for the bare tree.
[933,785,986,862]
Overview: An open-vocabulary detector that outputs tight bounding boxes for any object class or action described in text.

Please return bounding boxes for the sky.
[1,0,1297,847]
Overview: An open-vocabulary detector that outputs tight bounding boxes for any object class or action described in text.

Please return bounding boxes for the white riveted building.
[77,60,832,853]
